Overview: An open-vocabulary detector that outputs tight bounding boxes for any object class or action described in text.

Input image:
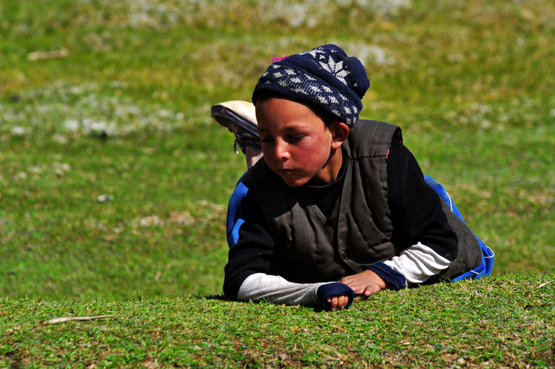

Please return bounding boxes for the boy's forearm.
[237,273,326,306]
[382,242,450,285]
[238,273,355,311]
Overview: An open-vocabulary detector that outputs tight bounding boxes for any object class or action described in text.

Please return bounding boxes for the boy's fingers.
[363,286,376,296]
[347,283,382,296]
[370,283,383,294]
[328,295,349,312]
[337,296,346,309]
[352,286,365,295]
[342,295,349,308]
[330,296,339,311]
[328,296,335,311]
[348,283,370,295]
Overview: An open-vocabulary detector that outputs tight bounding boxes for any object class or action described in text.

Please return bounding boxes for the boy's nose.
[274,139,290,161]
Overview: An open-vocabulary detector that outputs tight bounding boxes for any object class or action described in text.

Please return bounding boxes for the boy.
[216,44,493,312]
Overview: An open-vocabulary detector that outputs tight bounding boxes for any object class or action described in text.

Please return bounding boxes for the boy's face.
[256,98,345,187]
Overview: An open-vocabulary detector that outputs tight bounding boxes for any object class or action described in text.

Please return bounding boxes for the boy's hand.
[318,283,354,312]
[326,293,351,312]
[339,270,387,297]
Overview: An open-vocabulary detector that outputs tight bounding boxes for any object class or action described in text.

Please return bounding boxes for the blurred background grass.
[1,0,554,300]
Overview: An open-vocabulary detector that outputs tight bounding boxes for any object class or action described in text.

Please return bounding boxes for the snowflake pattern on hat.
[253,44,369,127]
[319,56,350,85]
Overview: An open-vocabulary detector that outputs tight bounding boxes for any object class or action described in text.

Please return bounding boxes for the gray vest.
[243,120,481,283]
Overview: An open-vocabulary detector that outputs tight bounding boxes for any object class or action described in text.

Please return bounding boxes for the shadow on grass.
[200,294,227,301]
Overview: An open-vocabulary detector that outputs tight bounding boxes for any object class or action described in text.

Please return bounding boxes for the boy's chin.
[278,174,311,188]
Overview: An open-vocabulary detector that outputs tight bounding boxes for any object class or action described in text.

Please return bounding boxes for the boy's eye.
[287,135,303,142]
[260,135,303,144]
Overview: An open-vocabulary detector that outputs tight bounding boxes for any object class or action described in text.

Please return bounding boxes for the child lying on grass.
[212,44,493,312]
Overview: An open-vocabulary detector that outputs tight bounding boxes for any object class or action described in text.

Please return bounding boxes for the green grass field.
[2,276,554,367]
[1,0,554,367]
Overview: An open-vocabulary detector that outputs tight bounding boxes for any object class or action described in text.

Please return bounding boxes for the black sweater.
[224,139,458,299]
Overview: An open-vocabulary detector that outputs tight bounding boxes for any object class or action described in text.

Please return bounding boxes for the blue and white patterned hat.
[252,44,370,127]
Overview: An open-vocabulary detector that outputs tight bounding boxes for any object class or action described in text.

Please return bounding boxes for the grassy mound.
[2,275,554,367]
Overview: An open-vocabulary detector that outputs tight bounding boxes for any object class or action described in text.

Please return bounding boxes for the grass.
[2,275,554,368]
[1,0,554,366]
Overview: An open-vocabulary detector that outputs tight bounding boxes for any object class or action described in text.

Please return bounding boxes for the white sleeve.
[383,242,451,286]
[237,273,330,306]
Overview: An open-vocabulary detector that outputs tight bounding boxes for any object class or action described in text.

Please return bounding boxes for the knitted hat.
[252,44,370,127]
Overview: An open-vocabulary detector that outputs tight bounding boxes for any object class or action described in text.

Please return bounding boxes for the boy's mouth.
[278,168,294,175]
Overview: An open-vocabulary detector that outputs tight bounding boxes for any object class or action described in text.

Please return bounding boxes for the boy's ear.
[330,121,350,149]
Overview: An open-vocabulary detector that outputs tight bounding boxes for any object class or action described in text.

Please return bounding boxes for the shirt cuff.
[317,283,355,311]
[368,262,406,290]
